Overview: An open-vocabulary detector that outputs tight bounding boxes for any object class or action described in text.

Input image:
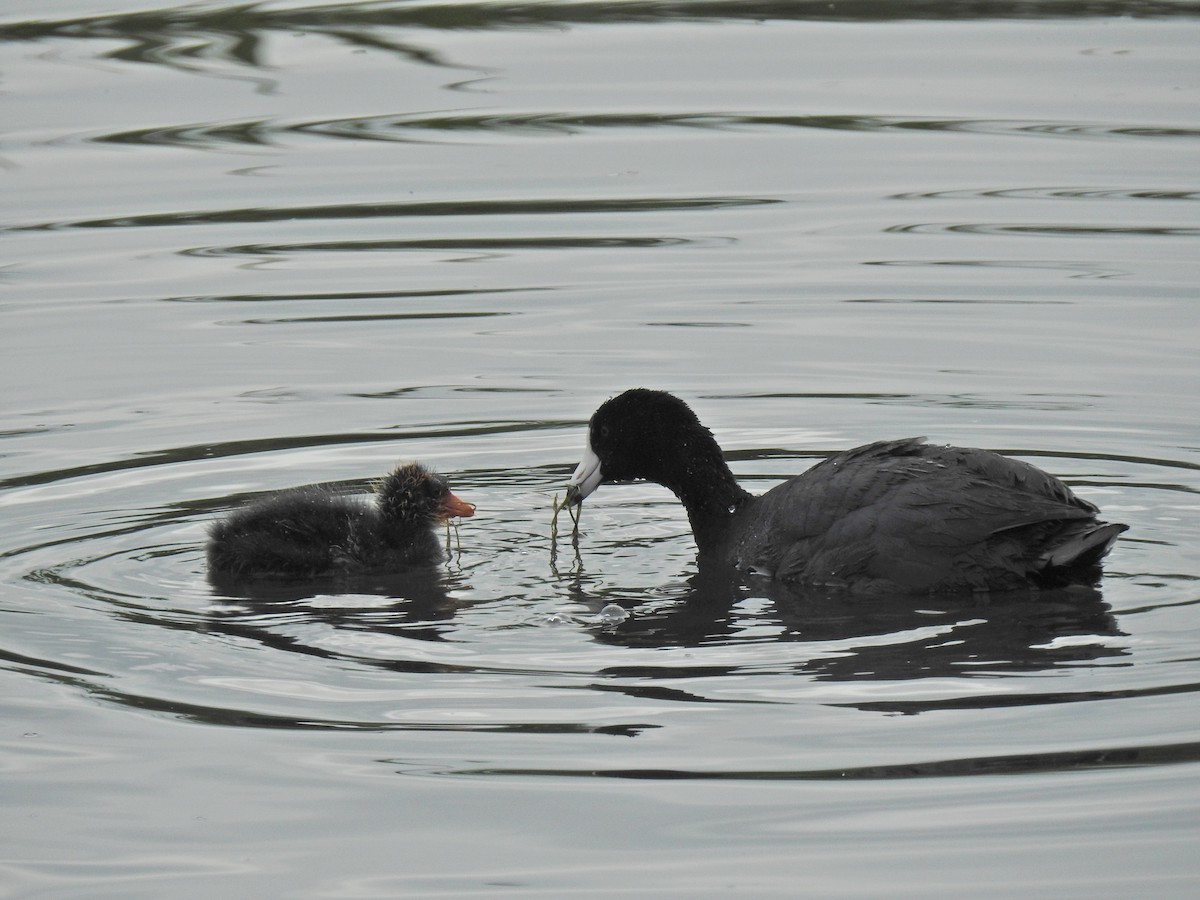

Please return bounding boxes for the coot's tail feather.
[1039,521,1127,571]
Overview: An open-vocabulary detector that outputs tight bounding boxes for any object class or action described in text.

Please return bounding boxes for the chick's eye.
[599,425,610,440]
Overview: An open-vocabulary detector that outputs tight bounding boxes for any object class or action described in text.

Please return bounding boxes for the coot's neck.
[654,433,753,557]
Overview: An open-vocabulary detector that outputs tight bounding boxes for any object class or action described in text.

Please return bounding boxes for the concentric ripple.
[1,421,1193,752]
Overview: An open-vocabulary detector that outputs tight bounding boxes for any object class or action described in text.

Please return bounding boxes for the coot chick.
[564,389,1126,596]
[208,462,474,579]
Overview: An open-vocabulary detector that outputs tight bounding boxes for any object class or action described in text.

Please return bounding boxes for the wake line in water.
[181,235,724,259]
[69,110,1200,152]
[7,196,776,233]
[885,222,1200,239]
[447,738,1200,781]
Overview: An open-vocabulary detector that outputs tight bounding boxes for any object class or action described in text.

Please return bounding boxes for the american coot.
[564,389,1126,596]
[207,462,474,579]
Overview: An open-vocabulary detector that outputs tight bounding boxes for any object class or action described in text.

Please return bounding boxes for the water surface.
[2,2,1199,896]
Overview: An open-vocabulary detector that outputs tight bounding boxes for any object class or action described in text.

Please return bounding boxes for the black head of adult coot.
[564,389,1126,596]
[207,462,474,580]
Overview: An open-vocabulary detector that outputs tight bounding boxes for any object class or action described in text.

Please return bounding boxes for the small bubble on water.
[597,603,629,625]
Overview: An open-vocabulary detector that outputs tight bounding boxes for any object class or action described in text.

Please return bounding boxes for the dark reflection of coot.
[578,564,1125,709]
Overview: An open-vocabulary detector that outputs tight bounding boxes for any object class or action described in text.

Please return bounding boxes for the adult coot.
[208,462,474,579]
[563,389,1126,595]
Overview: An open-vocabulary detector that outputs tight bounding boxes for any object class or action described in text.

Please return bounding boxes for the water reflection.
[8,196,775,233]
[205,548,1129,715]
[65,111,1200,151]
[567,565,1127,703]
[8,2,1195,74]
[206,567,465,648]
[185,234,711,260]
[886,222,1200,238]
[456,737,1200,780]
[891,187,1200,202]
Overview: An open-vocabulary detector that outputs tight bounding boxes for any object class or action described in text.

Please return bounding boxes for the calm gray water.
[3,1,1199,896]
